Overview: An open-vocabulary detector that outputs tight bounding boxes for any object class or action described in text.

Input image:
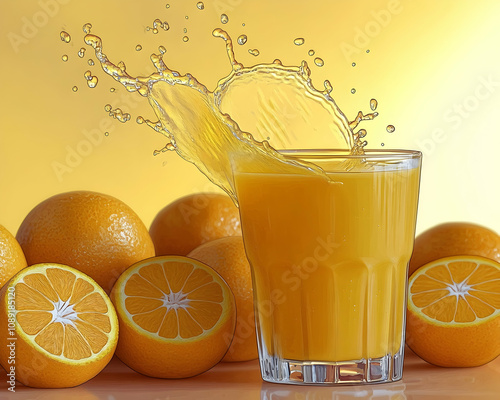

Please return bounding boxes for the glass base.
[259,348,405,385]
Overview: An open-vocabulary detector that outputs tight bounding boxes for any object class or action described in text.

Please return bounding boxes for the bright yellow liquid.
[234,162,420,361]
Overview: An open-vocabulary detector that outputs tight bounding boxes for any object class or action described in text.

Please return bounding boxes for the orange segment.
[23,273,59,302]
[132,307,167,333]
[79,313,112,333]
[46,268,76,302]
[125,297,164,314]
[73,292,109,313]
[138,262,171,294]
[16,282,54,311]
[406,255,500,367]
[70,278,95,304]
[158,309,179,339]
[124,273,164,298]
[64,325,92,360]
[16,311,52,335]
[35,322,64,356]
[0,263,119,388]
[110,255,236,378]
[163,261,194,292]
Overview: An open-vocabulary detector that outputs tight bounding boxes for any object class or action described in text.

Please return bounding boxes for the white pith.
[50,299,78,327]
[163,290,191,311]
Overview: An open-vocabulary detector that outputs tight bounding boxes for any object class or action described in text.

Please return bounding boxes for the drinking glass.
[233,149,422,385]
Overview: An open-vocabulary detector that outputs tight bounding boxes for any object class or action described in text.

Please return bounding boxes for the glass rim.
[278,148,422,160]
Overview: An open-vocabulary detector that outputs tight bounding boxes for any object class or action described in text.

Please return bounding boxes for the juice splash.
[82,24,374,198]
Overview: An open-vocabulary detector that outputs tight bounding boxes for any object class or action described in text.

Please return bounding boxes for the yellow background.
[1,0,499,236]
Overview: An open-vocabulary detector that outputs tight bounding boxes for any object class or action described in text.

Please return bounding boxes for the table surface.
[2,347,499,399]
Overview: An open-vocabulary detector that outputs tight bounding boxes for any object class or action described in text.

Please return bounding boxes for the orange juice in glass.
[233,149,422,384]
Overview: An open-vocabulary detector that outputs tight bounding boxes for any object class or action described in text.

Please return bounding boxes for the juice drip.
[83,27,373,198]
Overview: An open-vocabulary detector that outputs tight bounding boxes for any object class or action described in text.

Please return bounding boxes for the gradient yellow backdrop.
[1,0,499,236]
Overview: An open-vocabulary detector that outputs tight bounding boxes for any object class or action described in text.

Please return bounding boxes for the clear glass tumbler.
[233,149,422,385]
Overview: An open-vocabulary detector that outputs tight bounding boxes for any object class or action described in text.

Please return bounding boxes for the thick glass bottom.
[259,346,405,385]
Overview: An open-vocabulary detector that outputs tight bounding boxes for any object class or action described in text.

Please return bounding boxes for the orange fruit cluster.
[407,222,500,367]
[0,190,253,388]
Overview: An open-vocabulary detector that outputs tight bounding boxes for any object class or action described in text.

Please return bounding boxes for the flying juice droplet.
[351,88,356,94]
[104,132,109,136]
[352,62,356,67]
[62,54,68,62]
[84,70,98,88]
[308,49,315,56]
[83,23,92,34]
[248,49,260,56]
[87,76,98,88]
[386,125,395,133]
[196,2,204,10]
[72,86,78,92]
[158,45,166,54]
[366,49,370,53]
[294,38,305,46]
[370,99,378,111]
[60,31,71,43]
[183,36,189,42]
[78,48,86,58]
[314,57,324,67]
[237,35,247,45]
[106,105,131,123]
[381,142,385,146]
[148,19,169,33]
[136,44,142,51]
[110,88,116,93]
[184,28,187,33]
[88,59,95,66]
[221,14,229,24]
[165,3,170,8]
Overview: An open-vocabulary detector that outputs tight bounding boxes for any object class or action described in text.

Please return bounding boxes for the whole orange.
[150,193,241,256]
[188,236,258,362]
[409,222,500,277]
[0,224,27,288]
[16,191,155,293]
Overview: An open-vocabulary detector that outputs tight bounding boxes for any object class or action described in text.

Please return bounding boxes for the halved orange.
[0,263,118,388]
[110,255,236,378]
[406,255,500,367]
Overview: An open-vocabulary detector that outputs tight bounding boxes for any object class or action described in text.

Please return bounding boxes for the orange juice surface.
[235,164,420,362]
